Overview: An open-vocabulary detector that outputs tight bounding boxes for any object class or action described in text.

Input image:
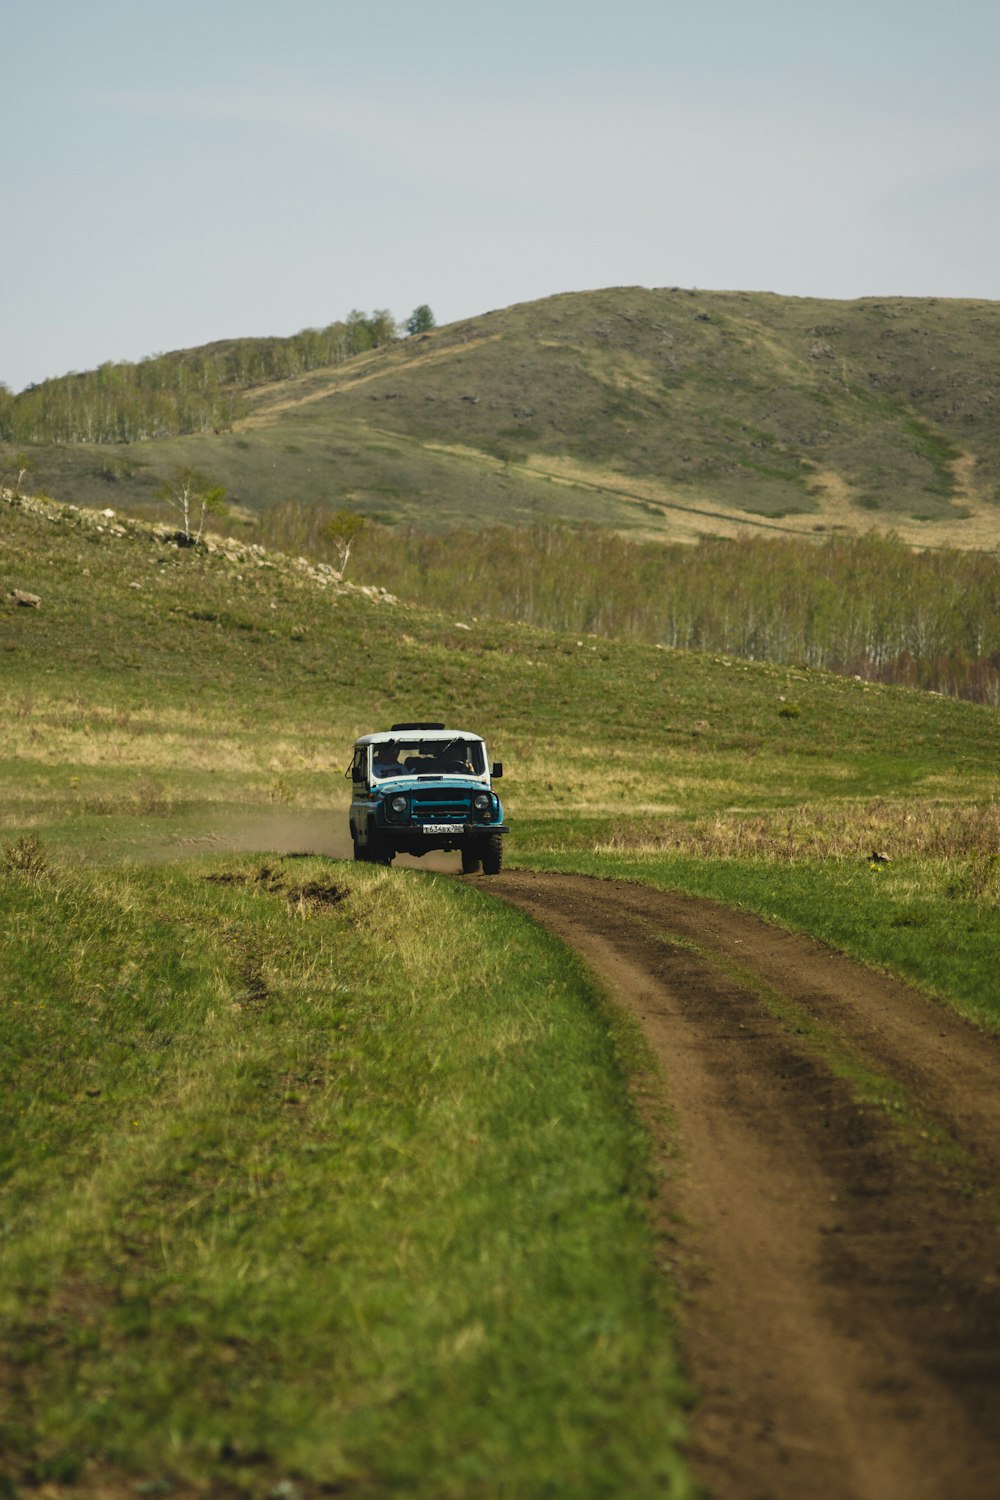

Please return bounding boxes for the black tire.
[353,838,366,862]
[481,834,503,876]
[369,834,393,866]
[461,845,481,874]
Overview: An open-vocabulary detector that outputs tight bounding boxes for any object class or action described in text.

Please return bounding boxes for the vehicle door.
[350,746,372,837]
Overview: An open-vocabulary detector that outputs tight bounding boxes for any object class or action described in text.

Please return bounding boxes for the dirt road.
[487,871,1000,1500]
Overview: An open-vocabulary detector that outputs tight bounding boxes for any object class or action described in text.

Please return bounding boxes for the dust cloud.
[174,808,461,873]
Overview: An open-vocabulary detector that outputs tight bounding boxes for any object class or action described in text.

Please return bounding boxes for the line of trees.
[0,309,403,445]
[254,503,1000,705]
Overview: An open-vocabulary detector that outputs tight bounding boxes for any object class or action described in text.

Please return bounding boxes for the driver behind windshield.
[440,741,473,773]
[372,743,404,779]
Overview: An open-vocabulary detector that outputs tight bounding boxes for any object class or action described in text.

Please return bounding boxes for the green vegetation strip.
[0,853,692,1497]
[260,512,1000,705]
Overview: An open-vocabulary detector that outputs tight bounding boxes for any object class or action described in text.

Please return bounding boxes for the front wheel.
[461,845,481,874]
[480,834,503,876]
[368,833,394,866]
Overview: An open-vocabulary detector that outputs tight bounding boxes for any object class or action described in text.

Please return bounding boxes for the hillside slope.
[10,287,1000,549]
[4,487,996,835]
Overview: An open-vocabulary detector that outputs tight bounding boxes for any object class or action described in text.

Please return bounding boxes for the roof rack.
[390,722,446,731]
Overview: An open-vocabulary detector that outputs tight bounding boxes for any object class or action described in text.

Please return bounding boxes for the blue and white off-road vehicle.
[347,723,507,873]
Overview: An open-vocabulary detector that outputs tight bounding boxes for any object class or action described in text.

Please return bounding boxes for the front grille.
[408,789,471,822]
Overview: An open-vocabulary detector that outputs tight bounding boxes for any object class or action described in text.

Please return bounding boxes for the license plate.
[421,823,457,834]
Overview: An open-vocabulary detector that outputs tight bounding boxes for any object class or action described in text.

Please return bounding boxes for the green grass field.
[0,853,690,1495]
[2,491,999,1494]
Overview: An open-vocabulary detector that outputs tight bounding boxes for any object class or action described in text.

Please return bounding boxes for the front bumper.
[404,822,509,836]
[379,822,509,853]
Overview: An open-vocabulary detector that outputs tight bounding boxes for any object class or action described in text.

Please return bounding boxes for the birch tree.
[157,467,227,544]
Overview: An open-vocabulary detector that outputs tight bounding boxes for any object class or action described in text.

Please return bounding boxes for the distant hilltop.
[4,287,999,550]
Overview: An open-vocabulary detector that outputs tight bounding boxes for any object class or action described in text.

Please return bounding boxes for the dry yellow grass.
[519,450,1000,551]
[599,798,1000,868]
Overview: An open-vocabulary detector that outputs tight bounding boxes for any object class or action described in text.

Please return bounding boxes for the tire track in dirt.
[486,870,1000,1500]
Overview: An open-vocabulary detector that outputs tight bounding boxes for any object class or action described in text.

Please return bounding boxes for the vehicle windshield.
[371,737,486,779]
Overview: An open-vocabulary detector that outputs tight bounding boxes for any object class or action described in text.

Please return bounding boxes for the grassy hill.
[3,490,1000,1493]
[4,488,998,973]
[9,287,1000,549]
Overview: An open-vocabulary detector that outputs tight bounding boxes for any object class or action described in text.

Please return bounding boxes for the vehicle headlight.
[473,793,491,812]
[390,795,408,814]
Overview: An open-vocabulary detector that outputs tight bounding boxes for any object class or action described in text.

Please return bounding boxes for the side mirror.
[491,762,503,778]
[351,765,365,784]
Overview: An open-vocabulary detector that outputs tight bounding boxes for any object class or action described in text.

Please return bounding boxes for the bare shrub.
[1,833,48,878]
[134,779,173,816]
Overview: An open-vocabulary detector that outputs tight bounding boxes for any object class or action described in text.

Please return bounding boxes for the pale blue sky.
[5,0,999,391]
